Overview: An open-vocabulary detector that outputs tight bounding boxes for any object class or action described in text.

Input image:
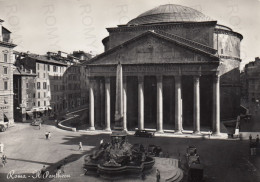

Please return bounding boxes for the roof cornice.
[107,21,217,33]
[214,28,243,40]
[0,41,16,48]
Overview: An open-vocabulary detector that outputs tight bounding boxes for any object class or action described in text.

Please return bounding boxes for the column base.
[104,128,111,132]
[88,126,95,131]
[193,131,201,135]
[156,130,164,134]
[212,132,221,136]
[174,130,183,135]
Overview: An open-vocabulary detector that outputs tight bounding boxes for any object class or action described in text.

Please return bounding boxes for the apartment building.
[0,19,16,125]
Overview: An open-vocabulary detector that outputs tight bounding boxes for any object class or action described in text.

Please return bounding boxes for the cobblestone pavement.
[0,122,259,182]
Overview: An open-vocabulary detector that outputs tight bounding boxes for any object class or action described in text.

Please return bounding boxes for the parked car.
[31,118,43,126]
[0,123,8,132]
[134,130,154,138]
[147,144,162,157]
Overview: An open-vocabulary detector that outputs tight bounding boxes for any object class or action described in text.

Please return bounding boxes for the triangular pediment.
[84,31,219,65]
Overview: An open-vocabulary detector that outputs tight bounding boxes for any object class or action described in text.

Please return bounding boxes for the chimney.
[30,69,33,74]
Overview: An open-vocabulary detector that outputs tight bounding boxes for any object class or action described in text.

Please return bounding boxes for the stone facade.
[0,20,16,125]
[13,67,36,122]
[243,57,260,104]
[14,51,90,120]
[83,4,242,134]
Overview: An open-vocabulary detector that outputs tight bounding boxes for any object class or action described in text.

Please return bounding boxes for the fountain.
[84,62,155,179]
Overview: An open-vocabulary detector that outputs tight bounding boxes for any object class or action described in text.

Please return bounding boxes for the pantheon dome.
[127,4,213,25]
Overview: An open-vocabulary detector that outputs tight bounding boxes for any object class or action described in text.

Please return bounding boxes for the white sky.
[0,0,259,69]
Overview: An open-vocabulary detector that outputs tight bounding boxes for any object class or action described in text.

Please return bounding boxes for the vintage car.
[0,123,8,132]
[147,144,162,157]
[31,118,43,126]
[134,130,154,138]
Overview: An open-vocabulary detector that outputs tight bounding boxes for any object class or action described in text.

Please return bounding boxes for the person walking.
[256,134,259,143]
[39,123,41,130]
[79,142,83,151]
[40,165,47,179]
[45,132,49,139]
[156,169,160,182]
[249,134,252,143]
[1,154,7,167]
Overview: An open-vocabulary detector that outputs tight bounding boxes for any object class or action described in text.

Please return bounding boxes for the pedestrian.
[156,169,160,182]
[256,134,259,143]
[249,134,252,142]
[39,123,41,130]
[1,154,7,167]
[0,142,4,153]
[100,139,104,146]
[79,142,83,151]
[40,165,47,178]
[45,132,49,139]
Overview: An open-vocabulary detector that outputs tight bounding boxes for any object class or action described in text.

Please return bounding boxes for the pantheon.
[82,4,242,135]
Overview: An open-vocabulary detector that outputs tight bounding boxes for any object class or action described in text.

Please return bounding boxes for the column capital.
[138,76,144,83]
[213,75,220,83]
[174,75,181,83]
[123,76,127,83]
[156,75,163,82]
[89,76,95,83]
[105,77,110,84]
[193,75,200,82]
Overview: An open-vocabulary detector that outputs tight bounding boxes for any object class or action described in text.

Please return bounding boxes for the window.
[43,73,45,78]
[38,92,40,98]
[4,81,8,90]
[33,93,35,98]
[48,85,50,91]
[37,72,40,78]
[4,54,7,62]
[43,82,47,89]
[33,102,35,106]
[26,83,29,89]
[4,67,7,74]
[221,49,223,54]
[53,65,57,72]
[44,101,46,106]
[44,92,46,97]
[38,101,40,107]
[37,63,40,70]
[44,64,45,70]
[37,82,40,89]
[48,65,50,71]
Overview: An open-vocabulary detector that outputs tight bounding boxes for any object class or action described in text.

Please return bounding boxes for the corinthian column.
[157,75,163,133]
[123,76,127,131]
[89,77,95,130]
[104,77,111,131]
[193,76,200,134]
[138,76,144,130]
[175,76,182,133]
[213,75,220,135]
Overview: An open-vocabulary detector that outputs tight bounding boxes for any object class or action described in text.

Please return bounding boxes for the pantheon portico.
[83,4,242,135]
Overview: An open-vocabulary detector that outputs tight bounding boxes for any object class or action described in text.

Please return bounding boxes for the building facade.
[83,4,242,134]
[0,19,16,125]
[13,67,36,122]
[14,50,90,120]
[243,57,260,105]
